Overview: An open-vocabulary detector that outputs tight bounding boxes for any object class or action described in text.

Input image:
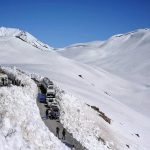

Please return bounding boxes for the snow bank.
[55,88,116,150]
[55,87,149,150]
[0,67,69,150]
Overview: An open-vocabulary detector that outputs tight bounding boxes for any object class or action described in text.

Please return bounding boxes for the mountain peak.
[111,28,150,39]
[0,27,54,51]
[0,27,20,37]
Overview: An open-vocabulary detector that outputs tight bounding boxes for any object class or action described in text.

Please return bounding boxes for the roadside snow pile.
[56,88,148,150]
[0,67,68,150]
[56,89,116,150]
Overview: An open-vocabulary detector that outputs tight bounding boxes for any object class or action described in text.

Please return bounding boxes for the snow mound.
[56,88,149,150]
[0,67,68,150]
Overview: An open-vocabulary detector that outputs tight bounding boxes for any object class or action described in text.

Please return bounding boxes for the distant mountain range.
[58,28,150,85]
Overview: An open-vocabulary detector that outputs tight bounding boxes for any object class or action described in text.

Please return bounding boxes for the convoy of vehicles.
[40,77,60,120]
[0,72,60,120]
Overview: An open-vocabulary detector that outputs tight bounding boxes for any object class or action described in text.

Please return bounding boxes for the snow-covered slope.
[58,29,150,85]
[0,27,150,150]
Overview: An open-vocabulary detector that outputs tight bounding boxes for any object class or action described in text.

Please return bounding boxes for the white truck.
[41,77,56,105]
[46,85,56,105]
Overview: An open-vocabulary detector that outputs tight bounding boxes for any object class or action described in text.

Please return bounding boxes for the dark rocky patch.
[78,75,83,79]
[89,105,111,124]
[135,133,140,137]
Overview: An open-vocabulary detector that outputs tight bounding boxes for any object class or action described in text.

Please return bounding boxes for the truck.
[42,77,54,90]
[46,95,55,106]
[46,102,60,119]
[46,86,56,105]
[41,77,56,104]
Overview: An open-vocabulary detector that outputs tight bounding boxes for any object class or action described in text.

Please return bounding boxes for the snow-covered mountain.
[0,27,150,150]
[58,29,150,85]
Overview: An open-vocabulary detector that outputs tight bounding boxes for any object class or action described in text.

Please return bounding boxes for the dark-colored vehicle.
[48,105,60,119]
[42,77,54,90]
[46,93,55,106]
[38,93,46,103]
[46,93,55,98]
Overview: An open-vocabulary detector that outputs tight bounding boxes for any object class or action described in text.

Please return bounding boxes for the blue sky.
[0,0,150,47]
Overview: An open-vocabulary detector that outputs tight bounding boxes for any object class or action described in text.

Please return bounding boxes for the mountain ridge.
[58,28,150,86]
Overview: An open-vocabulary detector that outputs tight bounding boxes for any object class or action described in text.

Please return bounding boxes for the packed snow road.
[37,100,86,150]
[36,80,86,150]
